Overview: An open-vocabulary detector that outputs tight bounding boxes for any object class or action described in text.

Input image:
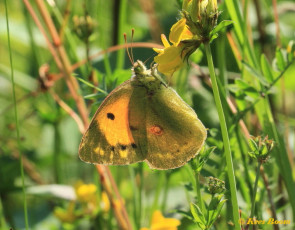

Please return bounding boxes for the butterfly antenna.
[130,28,135,64]
[143,53,156,67]
[124,33,134,65]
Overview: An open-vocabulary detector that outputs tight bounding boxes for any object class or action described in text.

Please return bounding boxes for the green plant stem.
[138,164,144,228]
[162,173,171,212]
[250,161,262,219]
[4,1,29,229]
[128,167,139,229]
[195,158,204,213]
[196,171,204,211]
[204,43,240,230]
[151,172,165,214]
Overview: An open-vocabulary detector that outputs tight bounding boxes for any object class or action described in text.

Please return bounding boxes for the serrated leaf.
[242,61,270,86]
[190,203,206,229]
[261,54,274,83]
[275,48,286,71]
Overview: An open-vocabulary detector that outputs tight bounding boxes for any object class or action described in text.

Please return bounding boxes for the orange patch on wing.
[95,94,135,146]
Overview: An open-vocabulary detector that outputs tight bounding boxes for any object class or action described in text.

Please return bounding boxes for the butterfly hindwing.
[79,81,145,165]
[144,86,207,169]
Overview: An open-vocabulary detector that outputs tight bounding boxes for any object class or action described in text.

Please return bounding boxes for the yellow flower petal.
[101,191,110,212]
[169,18,187,45]
[54,202,76,223]
[161,34,171,48]
[75,183,97,203]
[150,211,181,230]
[153,48,164,54]
[154,46,184,76]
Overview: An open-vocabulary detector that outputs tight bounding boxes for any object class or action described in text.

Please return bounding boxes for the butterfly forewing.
[79,81,144,165]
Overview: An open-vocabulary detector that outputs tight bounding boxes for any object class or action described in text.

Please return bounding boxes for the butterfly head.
[132,60,149,76]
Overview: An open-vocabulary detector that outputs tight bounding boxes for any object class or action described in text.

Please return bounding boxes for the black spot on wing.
[120,145,127,150]
[107,113,115,120]
[130,125,138,131]
[131,143,137,149]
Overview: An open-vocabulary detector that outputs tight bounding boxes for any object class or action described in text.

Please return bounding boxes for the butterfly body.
[79,61,206,170]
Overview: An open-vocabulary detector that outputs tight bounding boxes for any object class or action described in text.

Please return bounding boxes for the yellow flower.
[54,202,76,223]
[154,0,219,76]
[140,210,181,230]
[100,191,110,212]
[75,181,97,203]
[154,18,195,76]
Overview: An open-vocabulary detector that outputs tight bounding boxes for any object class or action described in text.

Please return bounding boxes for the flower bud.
[182,0,219,40]
[248,135,274,163]
[207,176,226,194]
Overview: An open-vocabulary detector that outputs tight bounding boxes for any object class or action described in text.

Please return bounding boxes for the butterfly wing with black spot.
[79,80,146,165]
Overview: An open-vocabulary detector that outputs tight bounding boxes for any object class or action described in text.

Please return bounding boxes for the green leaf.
[174,209,194,221]
[242,61,269,86]
[235,79,251,90]
[235,79,260,100]
[210,20,234,36]
[275,48,286,71]
[190,203,206,229]
[207,194,223,226]
[234,91,247,111]
[197,147,216,172]
[208,199,227,227]
[260,54,274,83]
[287,40,295,62]
[76,76,108,95]
[227,84,239,93]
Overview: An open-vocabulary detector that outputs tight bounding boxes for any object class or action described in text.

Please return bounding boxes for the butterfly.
[79,60,207,170]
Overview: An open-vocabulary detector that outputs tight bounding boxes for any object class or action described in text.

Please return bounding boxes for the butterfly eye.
[133,64,141,74]
[133,60,147,75]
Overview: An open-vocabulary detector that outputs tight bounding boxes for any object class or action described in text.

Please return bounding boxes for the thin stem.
[195,158,204,213]
[260,166,279,230]
[204,43,240,230]
[161,173,171,212]
[250,161,261,219]
[138,164,144,228]
[151,172,165,215]
[196,171,204,211]
[128,167,139,229]
[54,121,62,184]
[4,1,29,229]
